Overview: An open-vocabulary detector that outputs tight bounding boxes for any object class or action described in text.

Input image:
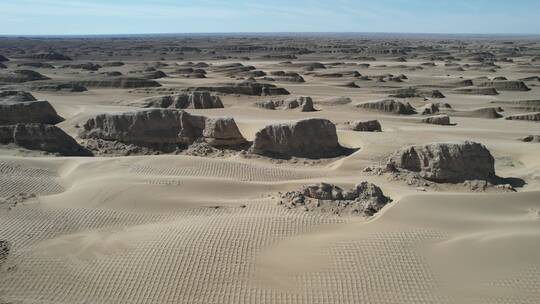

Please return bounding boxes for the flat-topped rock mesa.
[255,96,315,112]
[475,80,531,91]
[0,91,64,125]
[453,86,499,95]
[344,120,382,132]
[249,118,348,159]
[130,91,224,109]
[0,70,50,83]
[187,81,289,96]
[0,123,92,156]
[280,182,392,216]
[80,109,246,150]
[505,112,540,122]
[71,76,161,88]
[27,51,72,61]
[387,141,496,183]
[355,99,417,115]
[421,114,451,125]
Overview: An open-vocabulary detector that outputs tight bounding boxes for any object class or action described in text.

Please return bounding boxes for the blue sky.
[1,0,539,35]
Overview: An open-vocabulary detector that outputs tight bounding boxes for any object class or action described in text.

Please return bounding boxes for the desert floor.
[1,35,540,304]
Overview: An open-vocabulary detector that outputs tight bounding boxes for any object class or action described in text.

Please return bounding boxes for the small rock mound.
[249,118,346,159]
[133,91,224,109]
[387,141,495,183]
[0,55,9,62]
[280,182,391,216]
[356,99,416,115]
[0,123,92,156]
[421,114,451,125]
[346,120,382,132]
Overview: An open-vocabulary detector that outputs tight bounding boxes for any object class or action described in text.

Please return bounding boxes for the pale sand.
[1,36,540,303]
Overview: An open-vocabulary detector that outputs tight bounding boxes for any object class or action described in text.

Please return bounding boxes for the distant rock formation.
[132,91,224,109]
[356,99,416,115]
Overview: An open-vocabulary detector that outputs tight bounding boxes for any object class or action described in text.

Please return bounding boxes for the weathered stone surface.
[0,123,92,156]
[454,87,499,95]
[250,118,343,158]
[348,120,382,132]
[387,141,496,183]
[356,99,416,115]
[133,91,224,109]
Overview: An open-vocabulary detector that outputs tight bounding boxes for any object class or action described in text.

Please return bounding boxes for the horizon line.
[2,31,540,38]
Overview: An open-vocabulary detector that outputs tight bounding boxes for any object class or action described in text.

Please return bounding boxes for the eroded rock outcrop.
[80,109,246,150]
[0,70,50,83]
[387,141,495,183]
[249,118,345,158]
